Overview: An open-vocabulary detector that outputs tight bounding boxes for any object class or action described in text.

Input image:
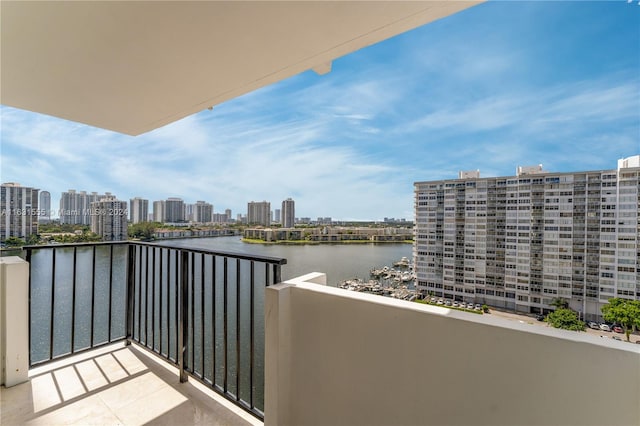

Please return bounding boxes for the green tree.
[549,297,569,310]
[129,222,160,240]
[3,236,25,247]
[601,298,640,342]
[545,308,585,331]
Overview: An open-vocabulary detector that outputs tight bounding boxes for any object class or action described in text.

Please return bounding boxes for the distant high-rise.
[165,198,185,222]
[153,201,165,222]
[274,209,281,223]
[39,190,51,222]
[282,198,295,228]
[414,156,640,320]
[0,182,39,241]
[60,189,112,225]
[91,196,128,241]
[247,201,270,226]
[193,201,213,223]
[129,197,148,224]
[225,209,232,222]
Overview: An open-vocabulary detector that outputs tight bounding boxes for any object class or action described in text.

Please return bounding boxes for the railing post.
[273,264,282,285]
[125,244,136,346]
[178,250,189,383]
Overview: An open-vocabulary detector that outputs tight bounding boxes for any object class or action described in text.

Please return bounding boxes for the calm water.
[162,236,413,285]
[27,237,412,411]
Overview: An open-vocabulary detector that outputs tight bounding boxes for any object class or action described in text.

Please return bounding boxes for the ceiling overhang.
[1,1,481,136]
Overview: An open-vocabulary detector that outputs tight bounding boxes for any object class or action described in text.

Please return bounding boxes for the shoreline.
[241,238,413,246]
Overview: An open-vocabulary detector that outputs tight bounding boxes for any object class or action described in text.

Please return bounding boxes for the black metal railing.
[23,241,286,419]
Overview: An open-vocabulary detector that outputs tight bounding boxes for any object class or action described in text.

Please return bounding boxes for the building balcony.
[2,242,640,426]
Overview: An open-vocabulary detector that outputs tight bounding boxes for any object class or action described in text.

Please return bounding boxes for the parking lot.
[487,307,640,344]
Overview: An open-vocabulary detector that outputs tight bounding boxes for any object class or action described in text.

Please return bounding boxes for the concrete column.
[264,283,293,426]
[0,256,30,387]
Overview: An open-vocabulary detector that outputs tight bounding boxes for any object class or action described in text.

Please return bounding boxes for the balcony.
[2,242,640,426]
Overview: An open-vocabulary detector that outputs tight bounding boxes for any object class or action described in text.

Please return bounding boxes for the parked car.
[536,314,545,322]
[437,299,444,305]
[444,300,452,306]
[612,325,624,334]
[599,323,611,332]
[452,301,459,307]
[474,304,482,311]
[588,322,600,330]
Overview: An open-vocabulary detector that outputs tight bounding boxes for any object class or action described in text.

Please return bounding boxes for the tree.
[545,308,585,331]
[129,222,160,241]
[549,297,569,310]
[3,236,25,247]
[601,298,640,342]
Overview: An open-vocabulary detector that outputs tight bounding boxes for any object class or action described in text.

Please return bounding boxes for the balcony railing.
[23,241,286,419]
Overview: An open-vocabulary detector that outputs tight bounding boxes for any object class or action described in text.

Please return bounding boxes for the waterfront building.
[129,197,148,224]
[153,200,165,223]
[0,182,39,241]
[282,198,295,228]
[38,191,51,223]
[59,189,112,225]
[247,201,270,226]
[90,196,128,241]
[193,201,213,223]
[165,198,185,223]
[212,213,228,223]
[414,156,640,321]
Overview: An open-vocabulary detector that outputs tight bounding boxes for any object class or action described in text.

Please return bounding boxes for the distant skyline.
[1,2,638,220]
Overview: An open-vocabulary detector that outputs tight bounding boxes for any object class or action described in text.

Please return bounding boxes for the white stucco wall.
[265,278,640,426]
[0,256,30,387]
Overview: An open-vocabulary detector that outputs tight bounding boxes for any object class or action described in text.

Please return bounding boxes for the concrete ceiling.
[1,1,481,136]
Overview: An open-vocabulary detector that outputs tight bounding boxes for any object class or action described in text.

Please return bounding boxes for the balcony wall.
[265,275,640,426]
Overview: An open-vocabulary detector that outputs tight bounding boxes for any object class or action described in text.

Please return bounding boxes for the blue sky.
[1,1,639,221]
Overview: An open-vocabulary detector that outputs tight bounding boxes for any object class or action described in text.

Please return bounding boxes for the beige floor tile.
[110,348,148,375]
[30,373,63,412]
[74,359,110,391]
[94,354,129,383]
[96,372,168,410]
[25,394,114,426]
[110,385,188,425]
[53,365,88,401]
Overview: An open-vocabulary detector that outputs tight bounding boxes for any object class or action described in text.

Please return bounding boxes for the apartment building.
[281,198,295,228]
[165,198,185,223]
[90,196,129,241]
[414,156,640,321]
[193,201,213,223]
[129,197,149,224]
[38,191,51,223]
[247,201,271,226]
[60,190,113,225]
[0,182,39,241]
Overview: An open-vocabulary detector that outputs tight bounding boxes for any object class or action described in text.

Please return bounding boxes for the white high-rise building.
[247,201,270,226]
[282,198,295,228]
[90,196,128,241]
[165,198,185,223]
[39,190,51,222]
[414,156,640,321]
[0,182,39,241]
[60,190,112,225]
[193,201,213,223]
[153,200,165,223]
[129,197,148,224]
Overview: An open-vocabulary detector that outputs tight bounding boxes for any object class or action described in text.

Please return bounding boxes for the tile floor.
[1,343,261,426]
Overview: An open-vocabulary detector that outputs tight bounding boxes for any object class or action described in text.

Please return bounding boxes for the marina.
[339,257,418,301]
